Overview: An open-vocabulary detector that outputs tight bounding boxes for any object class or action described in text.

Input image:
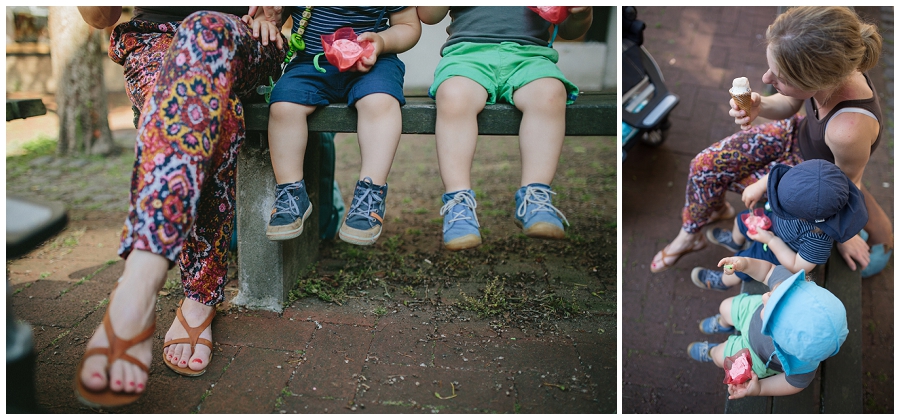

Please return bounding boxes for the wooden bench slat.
[6,98,47,121]
[244,93,616,136]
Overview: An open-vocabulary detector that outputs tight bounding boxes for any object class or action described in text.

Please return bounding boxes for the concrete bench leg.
[233,131,321,312]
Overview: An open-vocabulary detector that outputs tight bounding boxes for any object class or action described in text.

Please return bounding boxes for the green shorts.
[429,41,579,106]
[723,293,780,379]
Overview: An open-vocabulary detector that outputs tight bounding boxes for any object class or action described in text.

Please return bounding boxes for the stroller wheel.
[640,117,671,147]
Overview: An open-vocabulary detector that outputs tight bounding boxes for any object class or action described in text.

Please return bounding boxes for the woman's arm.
[558,7,592,40]
[77,6,123,29]
[732,93,803,130]
[825,112,877,188]
[417,7,449,25]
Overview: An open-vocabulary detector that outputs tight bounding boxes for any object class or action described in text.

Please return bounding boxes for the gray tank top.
[441,6,551,53]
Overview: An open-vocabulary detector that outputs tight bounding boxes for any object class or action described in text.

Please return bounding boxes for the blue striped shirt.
[771,215,833,265]
[290,7,407,56]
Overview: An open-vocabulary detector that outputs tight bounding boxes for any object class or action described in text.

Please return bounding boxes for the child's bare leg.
[722,273,742,288]
[268,102,317,184]
[708,342,727,368]
[512,77,566,186]
[731,218,747,246]
[434,76,487,192]
[718,296,735,327]
[355,93,402,185]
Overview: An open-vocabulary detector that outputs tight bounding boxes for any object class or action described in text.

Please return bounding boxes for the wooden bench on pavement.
[234,93,616,311]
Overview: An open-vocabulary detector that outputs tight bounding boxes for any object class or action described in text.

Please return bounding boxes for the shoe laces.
[347,177,384,223]
[439,191,479,228]
[699,268,723,283]
[516,186,570,226]
[712,228,734,245]
[273,184,301,218]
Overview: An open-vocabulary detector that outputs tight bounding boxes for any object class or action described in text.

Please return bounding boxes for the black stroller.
[621,6,679,160]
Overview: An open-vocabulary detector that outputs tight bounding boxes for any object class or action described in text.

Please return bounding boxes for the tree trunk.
[48,6,114,156]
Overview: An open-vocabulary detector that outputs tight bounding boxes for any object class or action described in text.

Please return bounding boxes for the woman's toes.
[122,363,137,393]
[177,344,192,368]
[108,360,126,392]
[80,355,109,391]
[187,346,211,371]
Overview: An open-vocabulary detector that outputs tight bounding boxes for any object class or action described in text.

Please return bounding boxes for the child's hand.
[727,371,761,400]
[741,179,766,210]
[567,7,592,16]
[353,32,383,73]
[746,227,774,244]
[718,257,743,275]
[242,6,285,49]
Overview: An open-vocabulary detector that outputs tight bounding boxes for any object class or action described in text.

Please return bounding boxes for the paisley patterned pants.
[681,115,805,234]
[110,12,284,305]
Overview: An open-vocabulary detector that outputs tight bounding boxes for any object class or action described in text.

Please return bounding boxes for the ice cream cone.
[730,90,753,115]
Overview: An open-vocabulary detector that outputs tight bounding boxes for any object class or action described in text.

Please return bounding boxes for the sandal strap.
[165,303,215,351]
[84,306,155,374]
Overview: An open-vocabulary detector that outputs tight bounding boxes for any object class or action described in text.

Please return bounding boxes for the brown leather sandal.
[162,302,215,377]
[74,308,156,408]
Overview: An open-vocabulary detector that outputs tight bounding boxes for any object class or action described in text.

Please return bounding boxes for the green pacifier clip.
[260,7,315,103]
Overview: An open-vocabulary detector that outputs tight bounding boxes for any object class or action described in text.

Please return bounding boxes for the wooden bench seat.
[233,92,615,311]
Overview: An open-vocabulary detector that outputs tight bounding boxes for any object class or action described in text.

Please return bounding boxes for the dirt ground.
[6,93,617,413]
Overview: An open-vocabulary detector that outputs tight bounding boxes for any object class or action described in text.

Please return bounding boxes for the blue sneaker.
[699,314,735,334]
[705,227,747,253]
[514,184,569,240]
[691,267,731,291]
[687,341,717,363]
[859,229,893,278]
[266,180,312,241]
[339,177,387,246]
[440,189,481,251]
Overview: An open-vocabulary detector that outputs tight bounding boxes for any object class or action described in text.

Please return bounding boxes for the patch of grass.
[405,228,422,236]
[372,306,387,316]
[413,207,429,215]
[458,276,509,317]
[22,136,58,156]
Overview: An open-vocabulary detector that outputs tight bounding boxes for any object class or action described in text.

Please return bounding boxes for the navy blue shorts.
[270,53,406,107]
[734,209,779,282]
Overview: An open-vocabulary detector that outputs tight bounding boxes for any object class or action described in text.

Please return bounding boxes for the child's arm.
[355,7,422,72]
[417,6,449,25]
[746,229,816,274]
[727,371,804,399]
[718,256,776,286]
[558,7,593,40]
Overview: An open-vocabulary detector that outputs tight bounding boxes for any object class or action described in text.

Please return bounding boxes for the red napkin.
[740,208,771,235]
[723,348,753,385]
[321,27,375,72]
[528,6,570,25]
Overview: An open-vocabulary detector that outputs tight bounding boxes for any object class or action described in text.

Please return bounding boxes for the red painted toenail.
[92,373,102,379]
[192,359,202,364]
[138,384,144,389]
[129,382,135,386]
[115,380,121,385]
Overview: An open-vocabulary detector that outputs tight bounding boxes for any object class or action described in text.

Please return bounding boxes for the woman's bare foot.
[163,298,214,372]
[79,250,168,394]
[649,204,733,273]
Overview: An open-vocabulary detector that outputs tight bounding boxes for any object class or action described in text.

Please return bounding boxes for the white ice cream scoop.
[731,77,751,94]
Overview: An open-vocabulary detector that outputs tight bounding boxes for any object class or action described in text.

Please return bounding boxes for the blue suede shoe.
[705,227,747,253]
[691,267,731,291]
[514,183,569,240]
[339,177,387,246]
[859,229,893,278]
[699,314,735,334]
[688,341,717,363]
[440,189,481,251]
[266,179,312,241]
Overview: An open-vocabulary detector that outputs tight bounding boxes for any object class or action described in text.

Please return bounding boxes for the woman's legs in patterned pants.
[79,11,283,395]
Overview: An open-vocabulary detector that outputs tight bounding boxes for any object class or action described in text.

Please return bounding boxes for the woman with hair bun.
[650,6,891,277]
